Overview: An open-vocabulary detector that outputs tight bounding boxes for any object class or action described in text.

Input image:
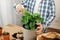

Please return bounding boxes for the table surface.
[1,24,23,40]
[2,24,60,40]
[37,32,60,40]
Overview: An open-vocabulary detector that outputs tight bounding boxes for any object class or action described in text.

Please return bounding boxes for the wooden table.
[37,32,60,40]
[1,24,23,40]
[37,27,60,40]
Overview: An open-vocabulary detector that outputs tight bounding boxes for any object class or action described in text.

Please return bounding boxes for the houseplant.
[2,32,10,40]
[21,9,44,30]
[21,9,44,40]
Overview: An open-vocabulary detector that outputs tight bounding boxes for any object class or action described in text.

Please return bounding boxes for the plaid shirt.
[14,0,55,31]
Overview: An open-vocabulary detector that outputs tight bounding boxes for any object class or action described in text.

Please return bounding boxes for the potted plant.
[2,32,10,40]
[21,9,44,40]
[0,27,2,36]
[22,10,43,30]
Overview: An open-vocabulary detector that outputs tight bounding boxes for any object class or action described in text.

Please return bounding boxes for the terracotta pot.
[0,27,2,36]
[3,33,10,40]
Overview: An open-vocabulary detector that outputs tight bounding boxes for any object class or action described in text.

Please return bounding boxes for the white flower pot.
[23,28,36,40]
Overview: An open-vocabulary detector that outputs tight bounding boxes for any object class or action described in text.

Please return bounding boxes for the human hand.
[16,4,24,13]
[35,23,43,35]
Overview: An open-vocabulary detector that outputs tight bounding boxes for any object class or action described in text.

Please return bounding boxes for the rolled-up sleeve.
[13,0,28,9]
[46,0,55,26]
[42,0,56,32]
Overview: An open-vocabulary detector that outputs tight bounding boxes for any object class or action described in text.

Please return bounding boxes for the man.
[14,0,55,35]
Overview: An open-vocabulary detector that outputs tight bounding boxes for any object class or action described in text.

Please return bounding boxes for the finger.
[35,23,41,27]
[36,23,41,25]
[35,29,42,35]
[37,25,42,27]
[36,26,43,31]
[36,28,41,30]
[36,27,43,30]
[36,30,42,33]
[19,9,22,12]
[37,27,41,29]
[16,6,23,12]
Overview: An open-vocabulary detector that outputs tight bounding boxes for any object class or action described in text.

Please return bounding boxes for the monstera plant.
[21,9,44,30]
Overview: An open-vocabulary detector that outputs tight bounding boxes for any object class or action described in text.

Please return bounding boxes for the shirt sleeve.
[46,0,56,26]
[42,0,56,32]
[13,0,28,9]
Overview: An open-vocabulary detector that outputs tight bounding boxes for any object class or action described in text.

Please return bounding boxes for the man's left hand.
[35,23,43,35]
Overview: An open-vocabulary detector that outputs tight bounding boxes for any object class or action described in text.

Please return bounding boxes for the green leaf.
[29,21,35,28]
[29,22,35,30]
[23,9,30,16]
[21,16,28,24]
[36,18,44,23]
[32,13,40,20]
[32,13,40,17]
[39,18,44,23]
[30,26,35,31]
[3,32,8,35]
[24,24,29,29]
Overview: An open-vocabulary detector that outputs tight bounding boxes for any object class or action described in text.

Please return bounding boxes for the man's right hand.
[16,4,24,13]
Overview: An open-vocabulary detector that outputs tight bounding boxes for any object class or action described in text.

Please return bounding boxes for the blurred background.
[0,0,60,29]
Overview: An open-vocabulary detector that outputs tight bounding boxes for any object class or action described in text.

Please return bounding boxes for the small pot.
[0,27,2,36]
[3,33,10,40]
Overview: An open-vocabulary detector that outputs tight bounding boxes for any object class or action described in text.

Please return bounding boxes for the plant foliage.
[3,32,9,35]
[21,9,44,30]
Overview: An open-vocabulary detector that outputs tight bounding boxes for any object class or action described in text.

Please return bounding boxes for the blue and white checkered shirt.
[14,0,55,32]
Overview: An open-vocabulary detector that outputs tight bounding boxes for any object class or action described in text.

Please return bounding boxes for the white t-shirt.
[33,0,41,13]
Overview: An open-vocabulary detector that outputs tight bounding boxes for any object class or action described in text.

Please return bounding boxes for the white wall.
[0,5,3,26]
[11,0,23,26]
[0,0,14,26]
[0,0,22,26]
[49,0,60,29]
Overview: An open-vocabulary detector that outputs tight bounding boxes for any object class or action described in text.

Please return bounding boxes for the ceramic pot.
[23,28,36,40]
